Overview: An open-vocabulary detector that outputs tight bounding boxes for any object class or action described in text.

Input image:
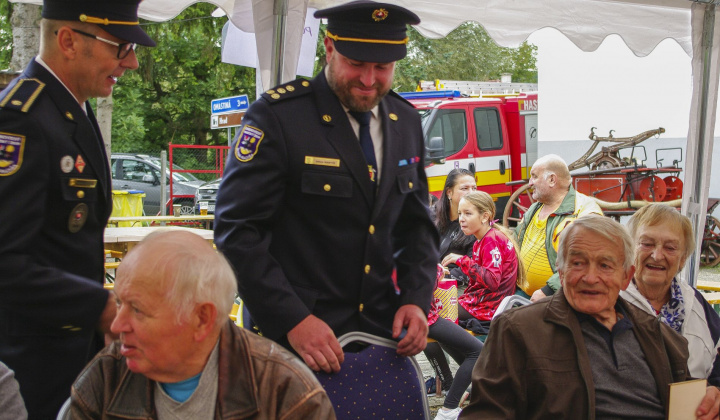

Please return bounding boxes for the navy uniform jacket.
[214,70,439,343]
[0,59,112,420]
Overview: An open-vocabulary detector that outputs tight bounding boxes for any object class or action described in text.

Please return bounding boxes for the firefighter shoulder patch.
[234,125,264,162]
[0,132,25,176]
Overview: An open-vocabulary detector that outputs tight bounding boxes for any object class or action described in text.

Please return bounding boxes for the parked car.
[110,154,205,215]
[195,177,221,215]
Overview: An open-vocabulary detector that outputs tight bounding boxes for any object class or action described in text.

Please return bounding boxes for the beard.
[326,59,392,112]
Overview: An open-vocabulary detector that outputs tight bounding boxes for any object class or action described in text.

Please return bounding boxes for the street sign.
[211,95,249,115]
[211,112,245,129]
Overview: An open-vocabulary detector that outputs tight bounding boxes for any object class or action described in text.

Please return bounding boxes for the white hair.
[122,231,237,327]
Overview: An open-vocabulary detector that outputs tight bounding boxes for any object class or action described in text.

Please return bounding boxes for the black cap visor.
[103,25,155,47]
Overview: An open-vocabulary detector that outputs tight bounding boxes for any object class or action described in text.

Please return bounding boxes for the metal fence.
[168,144,229,211]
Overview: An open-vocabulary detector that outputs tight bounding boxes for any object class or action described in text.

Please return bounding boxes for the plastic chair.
[315,332,430,420]
[56,397,71,420]
[492,295,532,320]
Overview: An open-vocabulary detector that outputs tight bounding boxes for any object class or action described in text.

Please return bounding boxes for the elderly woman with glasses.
[621,203,720,386]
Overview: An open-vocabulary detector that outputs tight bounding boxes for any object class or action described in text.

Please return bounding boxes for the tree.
[313,21,536,92]
[111,3,255,164]
[395,23,537,91]
[3,3,536,158]
[0,0,12,69]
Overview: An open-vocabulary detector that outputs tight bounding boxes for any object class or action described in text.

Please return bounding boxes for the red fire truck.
[399,89,538,217]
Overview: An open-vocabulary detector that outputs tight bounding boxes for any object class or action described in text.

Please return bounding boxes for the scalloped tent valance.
[135,0,693,57]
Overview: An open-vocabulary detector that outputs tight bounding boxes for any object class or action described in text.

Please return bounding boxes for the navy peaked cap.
[42,0,155,47]
[314,1,420,62]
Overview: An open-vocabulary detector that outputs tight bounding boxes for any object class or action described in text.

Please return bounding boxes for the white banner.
[221,8,319,78]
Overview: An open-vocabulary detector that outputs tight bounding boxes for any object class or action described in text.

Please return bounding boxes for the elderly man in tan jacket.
[71,231,335,419]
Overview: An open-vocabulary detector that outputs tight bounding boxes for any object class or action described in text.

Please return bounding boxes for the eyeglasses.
[68,29,137,59]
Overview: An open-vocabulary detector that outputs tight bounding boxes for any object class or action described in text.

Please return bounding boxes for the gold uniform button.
[364,265,371,274]
[11,100,22,106]
[302,81,310,87]
[322,114,332,122]
[286,85,295,92]
[389,113,398,121]
[369,225,375,234]
[271,94,280,99]
[408,181,414,189]
[266,89,276,94]
[277,88,286,94]
[76,190,85,199]
[359,303,364,312]
[324,184,331,192]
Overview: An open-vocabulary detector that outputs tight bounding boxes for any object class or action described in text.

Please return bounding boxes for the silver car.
[110,154,205,215]
[195,177,221,215]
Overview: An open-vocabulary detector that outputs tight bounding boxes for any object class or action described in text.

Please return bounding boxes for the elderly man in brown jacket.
[461,215,720,420]
[70,231,334,419]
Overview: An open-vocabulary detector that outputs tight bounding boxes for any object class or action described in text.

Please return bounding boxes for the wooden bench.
[701,291,720,305]
[698,280,720,292]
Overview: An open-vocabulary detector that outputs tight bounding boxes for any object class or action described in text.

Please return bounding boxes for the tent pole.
[685,2,719,286]
[271,0,288,87]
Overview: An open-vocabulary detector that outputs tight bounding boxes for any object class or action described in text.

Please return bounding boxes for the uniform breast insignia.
[235,125,264,162]
[0,78,45,113]
[0,132,25,176]
[60,156,74,173]
[398,156,420,166]
[261,79,311,103]
[75,155,86,173]
[68,203,88,233]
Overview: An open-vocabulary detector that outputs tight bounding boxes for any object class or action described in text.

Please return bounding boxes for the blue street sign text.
[211,95,249,115]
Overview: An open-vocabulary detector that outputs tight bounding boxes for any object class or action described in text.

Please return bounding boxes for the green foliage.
[397,22,537,91]
[111,3,255,156]
[312,21,536,92]
[0,0,12,69]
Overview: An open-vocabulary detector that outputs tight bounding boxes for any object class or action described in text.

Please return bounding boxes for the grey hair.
[122,231,237,327]
[556,215,634,273]
[627,203,695,264]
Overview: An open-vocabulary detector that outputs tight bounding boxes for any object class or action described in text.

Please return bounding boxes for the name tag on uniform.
[305,156,340,167]
[68,178,97,188]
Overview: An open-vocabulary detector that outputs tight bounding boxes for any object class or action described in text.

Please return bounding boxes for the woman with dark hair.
[434,168,477,286]
[424,169,477,408]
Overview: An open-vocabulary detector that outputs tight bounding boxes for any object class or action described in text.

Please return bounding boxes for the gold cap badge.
[372,8,389,21]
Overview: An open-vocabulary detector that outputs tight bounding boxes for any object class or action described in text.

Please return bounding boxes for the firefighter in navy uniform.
[0,1,155,418]
[215,0,439,374]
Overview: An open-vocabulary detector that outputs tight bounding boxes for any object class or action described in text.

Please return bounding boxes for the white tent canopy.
[11,0,718,282]
[137,0,697,89]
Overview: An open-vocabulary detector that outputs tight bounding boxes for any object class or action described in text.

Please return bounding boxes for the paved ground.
[416,351,463,416]
[419,267,720,418]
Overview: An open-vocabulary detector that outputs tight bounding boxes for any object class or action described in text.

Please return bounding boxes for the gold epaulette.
[261,79,312,103]
[0,78,45,113]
